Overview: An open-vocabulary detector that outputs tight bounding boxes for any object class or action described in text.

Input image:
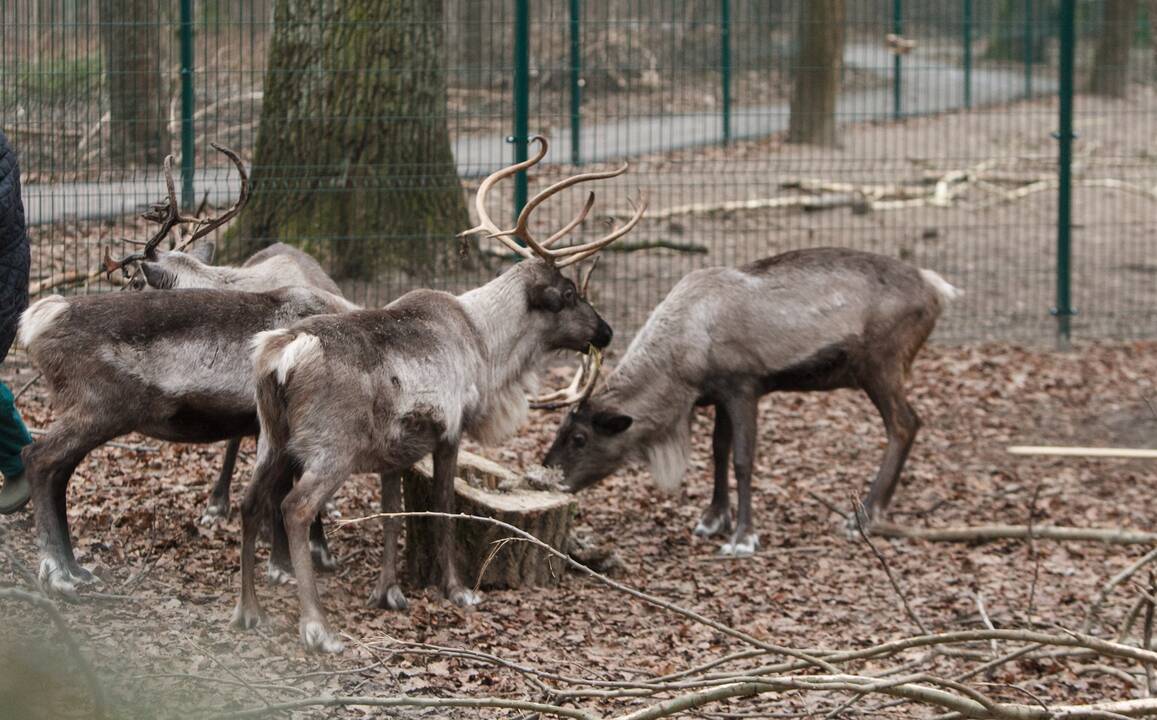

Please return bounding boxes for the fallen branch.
[211,694,598,720]
[1084,547,1157,633]
[1008,445,1157,459]
[873,522,1157,545]
[28,269,100,297]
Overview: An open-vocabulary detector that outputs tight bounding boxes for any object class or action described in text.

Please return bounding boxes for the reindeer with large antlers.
[232,136,646,653]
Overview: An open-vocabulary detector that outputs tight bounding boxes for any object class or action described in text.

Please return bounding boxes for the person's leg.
[0,380,33,513]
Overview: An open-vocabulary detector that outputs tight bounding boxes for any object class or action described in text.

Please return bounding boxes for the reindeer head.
[460,136,645,358]
[105,143,248,290]
[128,243,217,290]
[543,395,635,492]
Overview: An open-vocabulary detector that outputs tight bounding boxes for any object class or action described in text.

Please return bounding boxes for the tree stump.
[403,451,576,591]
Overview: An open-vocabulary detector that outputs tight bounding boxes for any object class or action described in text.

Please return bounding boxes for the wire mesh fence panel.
[2,0,1155,344]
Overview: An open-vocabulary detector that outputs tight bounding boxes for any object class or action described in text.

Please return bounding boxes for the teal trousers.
[0,381,31,478]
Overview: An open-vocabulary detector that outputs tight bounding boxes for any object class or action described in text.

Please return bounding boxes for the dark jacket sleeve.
[0,130,30,363]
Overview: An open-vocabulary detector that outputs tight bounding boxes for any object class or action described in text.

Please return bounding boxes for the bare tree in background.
[1090,0,1140,96]
[99,0,169,165]
[238,0,468,280]
[788,0,845,147]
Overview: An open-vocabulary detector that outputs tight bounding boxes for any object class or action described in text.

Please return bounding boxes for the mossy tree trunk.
[99,0,169,166]
[1089,0,1140,96]
[787,0,844,147]
[238,0,469,280]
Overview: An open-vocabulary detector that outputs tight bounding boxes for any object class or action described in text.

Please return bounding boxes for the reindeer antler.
[529,348,602,410]
[103,143,249,278]
[530,256,605,411]
[460,136,647,268]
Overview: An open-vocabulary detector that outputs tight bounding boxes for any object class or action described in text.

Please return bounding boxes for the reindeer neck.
[604,344,697,444]
[457,265,540,401]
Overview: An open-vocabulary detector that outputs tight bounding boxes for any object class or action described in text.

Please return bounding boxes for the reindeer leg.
[434,440,480,608]
[283,463,350,653]
[266,468,296,585]
[26,419,120,598]
[695,407,733,538]
[860,371,921,526]
[234,437,290,627]
[201,437,241,526]
[720,391,760,557]
[368,471,407,611]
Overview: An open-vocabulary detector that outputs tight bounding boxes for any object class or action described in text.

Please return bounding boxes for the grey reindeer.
[105,145,351,524]
[543,248,960,556]
[231,137,646,653]
[21,160,359,598]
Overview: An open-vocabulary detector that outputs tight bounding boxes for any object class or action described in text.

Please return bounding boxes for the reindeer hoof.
[324,501,342,520]
[310,541,338,572]
[266,559,295,586]
[200,504,227,526]
[369,584,408,611]
[719,533,760,557]
[448,587,482,608]
[230,602,264,630]
[38,558,79,600]
[300,620,344,654]
[694,509,732,538]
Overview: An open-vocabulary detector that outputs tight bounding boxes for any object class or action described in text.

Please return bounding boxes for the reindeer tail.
[251,329,319,449]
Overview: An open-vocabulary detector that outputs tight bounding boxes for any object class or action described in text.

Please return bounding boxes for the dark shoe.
[0,471,30,514]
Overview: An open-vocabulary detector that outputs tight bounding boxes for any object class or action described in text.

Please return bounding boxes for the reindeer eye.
[563,287,576,304]
[572,433,587,448]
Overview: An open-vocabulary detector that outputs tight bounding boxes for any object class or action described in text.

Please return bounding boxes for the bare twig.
[1146,572,1156,696]
[13,371,42,401]
[874,522,1157,545]
[1026,484,1042,622]
[1083,547,1157,633]
[211,694,598,720]
[854,502,928,635]
[337,511,839,673]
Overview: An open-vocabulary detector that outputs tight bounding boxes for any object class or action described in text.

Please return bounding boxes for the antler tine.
[578,256,600,298]
[458,136,549,257]
[186,143,250,244]
[529,348,602,410]
[555,193,648,268]
[543,191,596,248]
[502,163,630,257]
[144,154,181,259]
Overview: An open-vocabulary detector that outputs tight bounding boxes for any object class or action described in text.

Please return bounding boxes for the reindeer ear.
[188,241,216,264]
[140,262,178,289]
[592,412,632,436]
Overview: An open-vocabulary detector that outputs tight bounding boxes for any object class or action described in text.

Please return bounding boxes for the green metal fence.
[2,0,1155,345]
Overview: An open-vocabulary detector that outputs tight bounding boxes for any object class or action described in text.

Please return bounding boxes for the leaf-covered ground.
[2,340,1157,718]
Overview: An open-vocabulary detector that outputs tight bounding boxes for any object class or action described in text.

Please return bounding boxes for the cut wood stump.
[403,451,576,591]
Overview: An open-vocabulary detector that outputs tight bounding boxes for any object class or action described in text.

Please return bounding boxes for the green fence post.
[892,0,903,119]
[963,0,972,109]
[513,0,530,219]
[179,0,195,211]
[569,0,581,164]
[721,0,732,145]
[1054,0,1076,347]
[1024,0,1034,98]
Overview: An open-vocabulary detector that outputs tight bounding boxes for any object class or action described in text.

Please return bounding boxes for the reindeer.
[22,154,360,599]
[231,136,646,653]
[543,248,961,556]
[104,146,351,523]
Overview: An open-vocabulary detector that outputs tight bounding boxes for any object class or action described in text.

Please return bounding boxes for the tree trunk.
[99,0,169,166]
[403,452,576,591]
[238,0,469,280]
[1090,0,1140,96]
[787,0,845,147]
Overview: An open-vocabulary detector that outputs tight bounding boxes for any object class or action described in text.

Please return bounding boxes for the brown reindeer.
[231,137,646,652]
[544,248,960,555]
